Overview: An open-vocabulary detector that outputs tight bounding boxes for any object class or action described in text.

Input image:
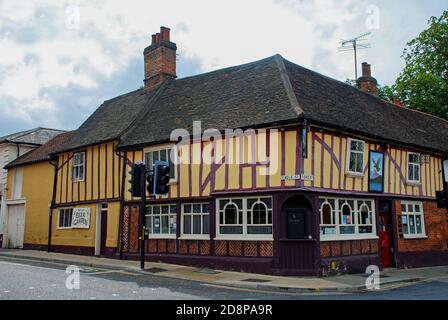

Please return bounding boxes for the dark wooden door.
[378,201,394,268]
[278,205,316,274]
[100,211,108,256]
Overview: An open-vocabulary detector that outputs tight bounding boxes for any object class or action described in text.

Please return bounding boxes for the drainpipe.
[15,143,20,158]
[48,158,59,252]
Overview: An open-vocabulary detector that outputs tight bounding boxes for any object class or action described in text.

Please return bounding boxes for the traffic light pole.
[139,166,147,270]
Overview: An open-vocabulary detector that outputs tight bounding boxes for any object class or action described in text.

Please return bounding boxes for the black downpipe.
[48,158,59,252]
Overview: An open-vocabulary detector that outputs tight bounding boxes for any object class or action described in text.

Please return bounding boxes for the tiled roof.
[4,132,74,169]
[0,127,66,145]
[52,54,448,155]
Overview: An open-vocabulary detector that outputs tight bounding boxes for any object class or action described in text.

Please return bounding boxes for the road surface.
[0,256,447,300]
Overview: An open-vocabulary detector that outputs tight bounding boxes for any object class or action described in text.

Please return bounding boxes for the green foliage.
[377,85,395,103]
[394,10,448,119]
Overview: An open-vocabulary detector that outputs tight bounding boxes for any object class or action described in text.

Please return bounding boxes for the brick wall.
[395,200,448,252]
[320,239,378,258]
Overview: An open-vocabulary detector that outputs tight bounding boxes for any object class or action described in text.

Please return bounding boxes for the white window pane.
[193,215,201,234]
[203,215,210,234]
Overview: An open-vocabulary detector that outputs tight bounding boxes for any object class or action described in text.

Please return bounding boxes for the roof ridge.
[274,55,303,117]
[174,55,279,82]
[282,57,448,125]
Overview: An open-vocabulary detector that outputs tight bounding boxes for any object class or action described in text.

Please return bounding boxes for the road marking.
[85,270,123,275]
[4,290,10,293]
[112,293,119,297]
[89,297,96,300]
[29,287,34,290]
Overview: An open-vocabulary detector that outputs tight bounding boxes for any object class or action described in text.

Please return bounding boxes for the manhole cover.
[145,267,168,273]
[196,268,221,275]
[240,278,271,283]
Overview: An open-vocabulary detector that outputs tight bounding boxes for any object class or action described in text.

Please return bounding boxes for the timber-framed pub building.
[5,26,448,276]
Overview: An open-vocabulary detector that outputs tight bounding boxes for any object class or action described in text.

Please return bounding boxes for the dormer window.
[407,152,421,184]
[346,138,365,176]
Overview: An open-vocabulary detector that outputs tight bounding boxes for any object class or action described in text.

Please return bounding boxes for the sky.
[0,0,446,136]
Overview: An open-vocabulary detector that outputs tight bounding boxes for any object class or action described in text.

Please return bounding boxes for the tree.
[377,85,395,103]
[394,10,448,119]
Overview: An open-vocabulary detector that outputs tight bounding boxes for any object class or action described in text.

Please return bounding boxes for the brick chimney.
[357,62,378,96]
[143,26,177,89]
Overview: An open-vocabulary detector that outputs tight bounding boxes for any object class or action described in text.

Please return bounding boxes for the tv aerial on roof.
[338,32,372,81]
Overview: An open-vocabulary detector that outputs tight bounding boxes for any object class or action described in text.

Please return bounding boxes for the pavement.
[0,249,447,294]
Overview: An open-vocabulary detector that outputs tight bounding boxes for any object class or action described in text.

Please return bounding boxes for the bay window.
[216,197,273,239]
[319,197,376,240]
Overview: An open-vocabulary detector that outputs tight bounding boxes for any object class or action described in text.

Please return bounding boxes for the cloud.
[0,0,446,136]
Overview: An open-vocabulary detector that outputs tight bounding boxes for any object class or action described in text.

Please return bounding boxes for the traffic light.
[146,168,154,195]
[436,190,448,209]
[153,160,170,195]
[128,163,144,197]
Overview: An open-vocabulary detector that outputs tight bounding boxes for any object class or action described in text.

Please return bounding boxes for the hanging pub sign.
[71,208,91,229]
[368,151,385,193]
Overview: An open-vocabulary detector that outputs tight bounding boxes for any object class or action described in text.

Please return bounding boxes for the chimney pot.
[357,61,378,96]
[362,62,371,77]
[155,33,161,43]
[160,26,170,41]
[151,34,157,45]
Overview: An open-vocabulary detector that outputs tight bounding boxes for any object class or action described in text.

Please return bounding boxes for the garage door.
[6,204,25,248]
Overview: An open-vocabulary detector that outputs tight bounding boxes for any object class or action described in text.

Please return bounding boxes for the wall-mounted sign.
[281,174,314,182]
[71,208,91,229]
[368,151,385,193]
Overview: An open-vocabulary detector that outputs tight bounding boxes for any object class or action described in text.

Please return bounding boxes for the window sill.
[146,235,176,240]
[57,227,73,230]
[214,236,274,241]
[406,181,421,186]
[345,172,364,178]
[178,235,210,241]
[279,238,317,243]
[403,235,427,240]
[320,235,379,242]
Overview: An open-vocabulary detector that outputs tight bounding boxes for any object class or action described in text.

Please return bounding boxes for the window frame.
[215,197,273,241]
[346,138,366,177]
[401,201,427,239]
[58,208,74,229]
[144,204,177,239]
[72,152,85,182]
[319,197,377,241]
[143,144,178,183]
[406,152,421,185]
[180,203,210,240]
